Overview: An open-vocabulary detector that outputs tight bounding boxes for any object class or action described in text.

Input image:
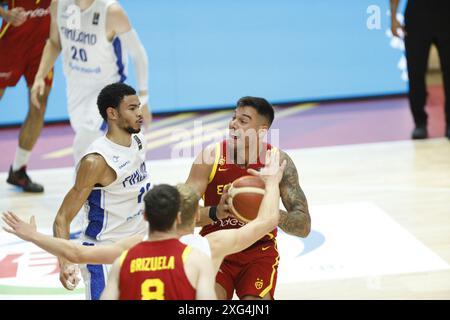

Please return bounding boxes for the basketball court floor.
[0,87,449,299]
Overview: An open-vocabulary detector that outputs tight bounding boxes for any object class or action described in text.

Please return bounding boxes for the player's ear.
[142,211,148,222]
[106,106,118,120]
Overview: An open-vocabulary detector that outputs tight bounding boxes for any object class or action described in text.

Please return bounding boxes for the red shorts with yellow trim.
[216,238,279,300]
[0,36,53,88]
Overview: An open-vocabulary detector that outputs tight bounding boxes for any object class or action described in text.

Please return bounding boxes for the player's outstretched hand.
[2,211,37,241]
[247,149,286,186]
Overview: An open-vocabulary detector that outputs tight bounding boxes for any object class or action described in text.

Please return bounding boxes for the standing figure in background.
[31,0,151,164]
[390,0,450,139]
[0,0,52,192]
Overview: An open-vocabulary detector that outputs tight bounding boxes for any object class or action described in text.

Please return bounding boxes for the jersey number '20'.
[141,278,164,300]
[71,46,88,62]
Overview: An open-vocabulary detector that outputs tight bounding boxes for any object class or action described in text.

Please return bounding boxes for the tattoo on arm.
[278,151,311,237]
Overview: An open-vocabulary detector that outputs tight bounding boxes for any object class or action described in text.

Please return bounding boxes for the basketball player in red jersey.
[186,96,311,300]
[101,184,217,300]
[0,0,53,192]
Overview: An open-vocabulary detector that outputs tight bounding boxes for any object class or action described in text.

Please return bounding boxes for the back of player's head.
[97,82,136,121]
[237,96,274,126]
[176,184,200,228]
[144,184,181,232]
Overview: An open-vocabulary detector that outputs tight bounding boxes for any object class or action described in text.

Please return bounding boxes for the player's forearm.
[390,0,400,18]
[0,7,5,18]
[35,39,61,80]
[53,213,71,240]
[123,29,148,93]
[256,184,280,226]
[279,208,310,237]
[29,231,82,263]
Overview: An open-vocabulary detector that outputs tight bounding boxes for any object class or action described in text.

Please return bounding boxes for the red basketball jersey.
[0,0,51,41]
[200,140,277,244]
[119,239,196,300]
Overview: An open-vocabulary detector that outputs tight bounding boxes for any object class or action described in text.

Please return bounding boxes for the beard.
[124,126,141,134]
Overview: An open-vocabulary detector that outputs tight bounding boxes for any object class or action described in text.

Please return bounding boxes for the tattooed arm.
[278,150,311,237]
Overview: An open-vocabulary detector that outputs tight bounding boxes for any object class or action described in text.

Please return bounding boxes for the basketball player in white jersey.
[3,150,286,290]
[40,82,149,300]
[30,0,150,165]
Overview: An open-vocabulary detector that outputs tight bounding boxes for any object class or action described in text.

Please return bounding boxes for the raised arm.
[2,212,141,264]
[278,150,310,237]
[31,0,61,108]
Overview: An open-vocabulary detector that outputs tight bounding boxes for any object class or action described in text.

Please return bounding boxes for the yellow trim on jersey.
[182,246,192,263]
[0,23,10,39]
[259,238,279,298]
[46,68,53,81]
[266,232,275,240]
[208,143,221,183]
[119,250,129,267]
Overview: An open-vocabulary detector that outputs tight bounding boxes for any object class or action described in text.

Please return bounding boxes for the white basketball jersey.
[141,234,212,257]
[79,133,149,242]
[57,0,127,87]
[180,234,212,257]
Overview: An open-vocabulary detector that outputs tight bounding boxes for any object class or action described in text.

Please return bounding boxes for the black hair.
[237,96,275,126]
[97,82,136,121]
[144,184,181,232]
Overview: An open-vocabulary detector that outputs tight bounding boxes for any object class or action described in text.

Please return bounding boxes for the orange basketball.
[228,175,265,223]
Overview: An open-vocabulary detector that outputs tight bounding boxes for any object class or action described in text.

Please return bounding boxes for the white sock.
[12,147,31,171]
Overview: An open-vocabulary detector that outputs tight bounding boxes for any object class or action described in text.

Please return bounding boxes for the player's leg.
[214,261,237,300]
[6,48,53,192]
[404,12,433,139]
[6,85,50,192]
[434,28,450,138]
[235,242,279,300]
[0,87,5,99]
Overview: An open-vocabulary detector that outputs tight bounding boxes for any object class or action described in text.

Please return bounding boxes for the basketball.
[228,175,266,223]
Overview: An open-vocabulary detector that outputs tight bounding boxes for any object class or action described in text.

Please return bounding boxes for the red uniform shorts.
[216,238,280,299]
[0,36,53,88]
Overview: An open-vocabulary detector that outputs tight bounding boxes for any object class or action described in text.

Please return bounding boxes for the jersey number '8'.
[141,278,165,300]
